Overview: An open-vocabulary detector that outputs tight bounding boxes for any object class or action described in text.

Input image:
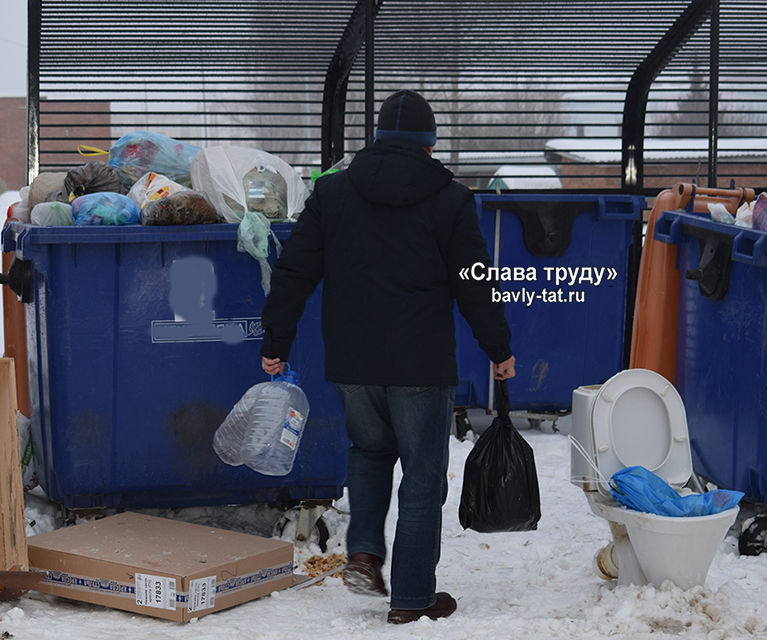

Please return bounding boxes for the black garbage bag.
[459,379,541,532]
[64,161,127,201]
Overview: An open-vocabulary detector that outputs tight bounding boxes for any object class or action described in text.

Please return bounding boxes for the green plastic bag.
[237,209,282,294]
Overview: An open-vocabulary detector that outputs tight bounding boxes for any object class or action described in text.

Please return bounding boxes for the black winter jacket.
[260,139,512,386]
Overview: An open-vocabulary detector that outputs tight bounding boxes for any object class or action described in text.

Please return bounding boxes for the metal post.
[620,0,713,370]
[708,0,720,188]
[27,0,41,184]
[365,0,375,147]
[321,0,381,170]
[621,0,714,193]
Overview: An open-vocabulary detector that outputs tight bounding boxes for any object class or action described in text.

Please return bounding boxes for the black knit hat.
[375,89,437,147]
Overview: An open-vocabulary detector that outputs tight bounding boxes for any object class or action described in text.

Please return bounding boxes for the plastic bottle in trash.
[243,166,287,219]
[212,364,309,476]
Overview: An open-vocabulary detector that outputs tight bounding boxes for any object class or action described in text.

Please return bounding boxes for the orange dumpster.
[630,183,754,383]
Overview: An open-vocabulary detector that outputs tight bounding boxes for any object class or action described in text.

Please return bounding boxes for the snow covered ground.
[2,420,767,640]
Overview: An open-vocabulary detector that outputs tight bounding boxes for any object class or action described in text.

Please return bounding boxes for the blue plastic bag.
[610,466,743,517]
[71,192,140,226]
[108,131,201,188]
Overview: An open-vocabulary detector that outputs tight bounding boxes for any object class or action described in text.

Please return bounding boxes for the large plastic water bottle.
[212,364,310,476]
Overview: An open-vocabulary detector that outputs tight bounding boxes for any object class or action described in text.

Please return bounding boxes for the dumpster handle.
[653,212,682,244]
[733,232,767,266]
[682,183,754,215]
[0,257,32,303]
[596,196,606,220]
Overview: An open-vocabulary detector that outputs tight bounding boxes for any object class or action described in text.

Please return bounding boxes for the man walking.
[261,89,514,623]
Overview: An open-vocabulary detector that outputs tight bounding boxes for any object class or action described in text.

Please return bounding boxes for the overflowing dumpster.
[1,221,347,509]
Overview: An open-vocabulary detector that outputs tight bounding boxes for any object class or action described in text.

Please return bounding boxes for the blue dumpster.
[455,193,645,411]
[1,222,347,509]
[655,209,767,502]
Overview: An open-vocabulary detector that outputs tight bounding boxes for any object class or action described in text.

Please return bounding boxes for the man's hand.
[494,355,516,380]
[262,357,286,376]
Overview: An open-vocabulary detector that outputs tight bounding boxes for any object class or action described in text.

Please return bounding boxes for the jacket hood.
[346,140,453,207]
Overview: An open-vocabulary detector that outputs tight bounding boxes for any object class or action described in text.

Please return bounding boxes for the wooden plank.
[1,252,30,417]
[0,358,27,571]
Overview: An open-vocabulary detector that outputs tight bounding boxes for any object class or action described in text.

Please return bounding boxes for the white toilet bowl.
[571,369,739,589]
[587,491,738,589]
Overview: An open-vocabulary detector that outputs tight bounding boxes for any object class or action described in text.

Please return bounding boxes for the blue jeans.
[335,384,456,610]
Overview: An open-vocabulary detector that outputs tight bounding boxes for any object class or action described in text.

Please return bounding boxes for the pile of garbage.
[6,132,311,289]
[707,192,767,230]
[9,132,309,228]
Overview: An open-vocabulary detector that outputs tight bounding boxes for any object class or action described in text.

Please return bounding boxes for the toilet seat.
[591,368,692,497]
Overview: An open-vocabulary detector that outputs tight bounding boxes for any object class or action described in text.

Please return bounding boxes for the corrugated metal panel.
[31,0,767,193]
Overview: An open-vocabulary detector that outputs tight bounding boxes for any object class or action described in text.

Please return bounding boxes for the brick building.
[0,96,111,190]
[0,96,27,190]
[546,137,767,191]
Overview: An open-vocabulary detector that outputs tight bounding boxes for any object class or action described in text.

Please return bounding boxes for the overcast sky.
[0,0,27,96]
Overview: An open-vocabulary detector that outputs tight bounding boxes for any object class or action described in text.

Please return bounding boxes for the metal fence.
[29,0,767,193]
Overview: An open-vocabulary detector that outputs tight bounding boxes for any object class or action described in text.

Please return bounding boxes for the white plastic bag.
[9,186,30,223]
[30,201,74,226]
[128,171,188,209]
[707,202,735,225]
[190,146,309,223]
[735,200,754,228]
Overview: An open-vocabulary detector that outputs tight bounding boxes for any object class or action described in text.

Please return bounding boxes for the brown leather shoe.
[387,592,457,624]
[343,552,388,597]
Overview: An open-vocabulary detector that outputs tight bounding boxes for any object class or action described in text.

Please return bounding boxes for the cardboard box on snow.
[27,512,293,622]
